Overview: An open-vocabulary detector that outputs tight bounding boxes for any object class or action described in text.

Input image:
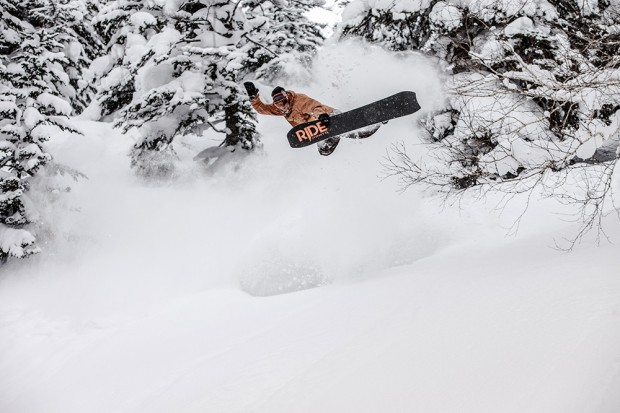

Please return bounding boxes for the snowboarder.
[244,82,379,156]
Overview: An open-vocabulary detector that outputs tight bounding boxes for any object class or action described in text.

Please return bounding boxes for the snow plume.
[303,39,444,115]
[0,41,452,312]
[0,122,451,313]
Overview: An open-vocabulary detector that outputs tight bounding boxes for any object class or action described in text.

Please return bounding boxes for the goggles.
[272,91,287,103]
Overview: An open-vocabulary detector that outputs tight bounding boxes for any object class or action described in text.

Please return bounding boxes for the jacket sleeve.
[250,96,282,116]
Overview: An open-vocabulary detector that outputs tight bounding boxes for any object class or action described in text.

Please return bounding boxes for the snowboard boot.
[318,137,341,156]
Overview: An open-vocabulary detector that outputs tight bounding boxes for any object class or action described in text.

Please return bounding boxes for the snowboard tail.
[287,91,421,148]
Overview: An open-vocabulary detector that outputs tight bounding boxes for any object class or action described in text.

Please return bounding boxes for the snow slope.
[1,42,619,413]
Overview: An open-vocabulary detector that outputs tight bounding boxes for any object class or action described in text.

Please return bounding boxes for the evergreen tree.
[341,1,433,51]
[16,0,103,114]
[51,0,105,114]
[246,0,325,82]
[0,0,88,262]
[121,0,258,178]
[342,0,620,243]
[93,0,324,178]
[92,0,165,118]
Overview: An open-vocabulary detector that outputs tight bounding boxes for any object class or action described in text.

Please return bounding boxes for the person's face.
[274,96,290,112]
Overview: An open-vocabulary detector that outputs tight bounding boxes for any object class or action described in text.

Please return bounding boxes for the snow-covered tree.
[245,0,325,82]
[0,0,89,262]
[91,0,165,119]
[119,0,259,177]
[16,0,103,114]
[93,0,325,178]
[341,0,434,51]
[44,0,104,114]
[342,0,620,244]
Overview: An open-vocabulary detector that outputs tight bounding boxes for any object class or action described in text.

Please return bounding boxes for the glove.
[244,82,258,99]
[318,113,330,127]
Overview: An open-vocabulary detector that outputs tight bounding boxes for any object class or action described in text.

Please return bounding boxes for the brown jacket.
[250,90,333,127]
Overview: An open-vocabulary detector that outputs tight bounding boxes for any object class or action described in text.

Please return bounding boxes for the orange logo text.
[295,122,329,143]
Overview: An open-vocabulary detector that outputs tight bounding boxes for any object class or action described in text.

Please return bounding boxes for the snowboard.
[286,91,421,148]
